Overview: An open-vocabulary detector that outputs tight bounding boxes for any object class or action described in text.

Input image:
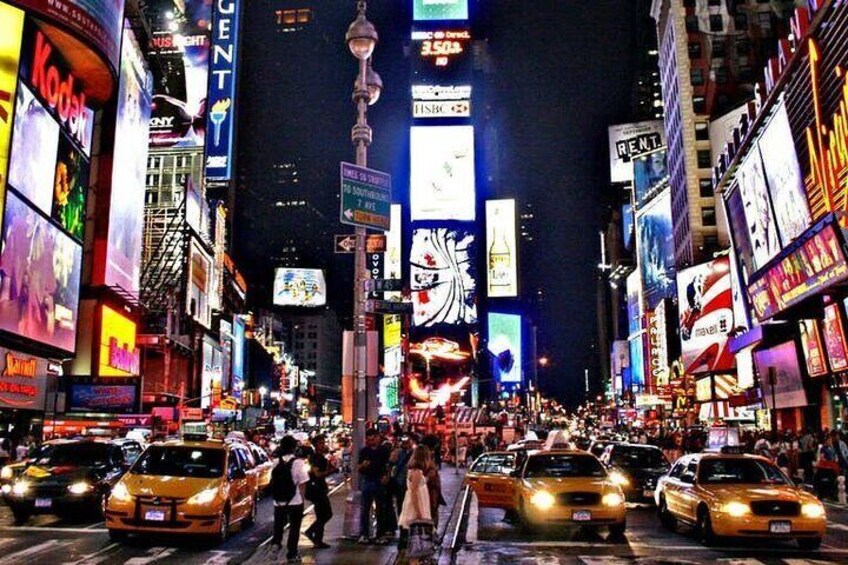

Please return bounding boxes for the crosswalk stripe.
[578,557,631,565]
[122,547,178,565]
[827,523,848,532]
[714,559,766,565]
[0,540,71,565]
[63,542,122,565]
[783,560,840,565]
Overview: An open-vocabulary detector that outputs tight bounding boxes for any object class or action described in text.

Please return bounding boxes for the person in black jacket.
[304,434,335,549]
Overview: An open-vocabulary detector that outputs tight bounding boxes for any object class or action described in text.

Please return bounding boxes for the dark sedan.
[600,443,670,502]
[3,438,142,523]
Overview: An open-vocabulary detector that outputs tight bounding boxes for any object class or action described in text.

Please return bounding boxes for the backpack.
[272,458,297,504]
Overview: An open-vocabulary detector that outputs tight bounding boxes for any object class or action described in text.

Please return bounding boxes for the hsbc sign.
[413,100,470,118]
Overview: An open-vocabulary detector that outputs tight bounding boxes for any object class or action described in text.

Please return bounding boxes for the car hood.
[23,464,99,485]
[702,484,806,502]
[119,473,222,499]
[522,477,610,493]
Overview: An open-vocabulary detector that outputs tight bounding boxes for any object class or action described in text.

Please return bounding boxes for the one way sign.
[335,234,387,254]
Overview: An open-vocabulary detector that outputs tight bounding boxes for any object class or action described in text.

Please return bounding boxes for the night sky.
[237,1,645,406]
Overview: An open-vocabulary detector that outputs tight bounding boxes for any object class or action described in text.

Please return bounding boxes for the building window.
[697,150,712,169]
[712,42,726,59]
[695,122,709,141]
[708,0,721,5]
[297,9,311,23]
[704,235,719,253]
[685,15,699,33]
[699,178,714,197]
[702,207,717,226]
[690,68,705,86]
[716,67,730,84]
[758,12,772,31]
[709,15,724,32]
[734,13,748,30]
[693,96,706,114]
[736,39,750,55]
[688,42,702,59]
[684,0,696,7]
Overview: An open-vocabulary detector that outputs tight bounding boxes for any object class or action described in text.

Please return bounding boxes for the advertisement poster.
[413,0,468,21]
[105,24,151,293]
[0,348,49,410]
[231,315,245,399]
[824,303,848,372]
[0,2,23,200]
[725,187,756,285]
[486,199,517,298]
[69,384,137,414]
[0,190,81,352]
[98,305,139,377]
[187,239,213,327]
[628,335,645,391]
[148,0,212,148]
[799,319,828,377]
[205,0,240,181]
[626,270,642,336]
[8,81,59,213]
[608,120,665,184]
[384,205,402,299]
[632,149,668,210]
[755,341,808,409]
[677,257,734,375]
[636,189,676,310]
[735,148,780,270]
[51,132,88,240]
[273,268,327,307]
[411,228,477,327]
[757,101,811,245]
[410,126,475,221]
[488,313,522,383]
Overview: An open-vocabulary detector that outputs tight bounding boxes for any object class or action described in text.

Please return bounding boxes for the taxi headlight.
[529,490,556,510]
[801,502,825,519]
[722,501,749,517]
[602,493,625,507]
[609,471,630,487]
[110,482,132,502]
[188,487,220,506]
[11,480,29,496]
[1,466,13,480]
[1,484,10,495]
[68,481,93,495]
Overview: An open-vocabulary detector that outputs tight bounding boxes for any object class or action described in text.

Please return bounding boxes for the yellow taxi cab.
[246,442,274,491]
[465,451,521,510]
[655,453,826,549]
[103,438,259,543]
[513,450,627,536]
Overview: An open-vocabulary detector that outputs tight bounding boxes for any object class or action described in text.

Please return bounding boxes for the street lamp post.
[343,0,382,539]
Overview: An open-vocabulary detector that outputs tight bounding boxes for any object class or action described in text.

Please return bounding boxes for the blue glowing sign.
[205,0,241,181]
[488,313,522,383]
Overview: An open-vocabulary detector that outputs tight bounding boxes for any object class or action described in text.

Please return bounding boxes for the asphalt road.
[451,500,848,564]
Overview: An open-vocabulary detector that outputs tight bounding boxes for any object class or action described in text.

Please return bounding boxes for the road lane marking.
[84,521,105,529]
[64,542,122,565]
[259,479,348,547]
[0,526,108,533]
[578,557,632,565]
[0,540,69,565]
[122,547,177,565]
[784,559,842,565]
[827,523,848,532]
[466,494,478,544]
[468,540,848,554]
[202,550,235,565]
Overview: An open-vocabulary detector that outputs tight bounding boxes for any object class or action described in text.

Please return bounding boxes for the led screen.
[677,257,734,375]
[68,383,137,414]
[758,101,811,245]
[413,0,468,20]
[823,303,848,372]
[628,335,645,390]
[411,27,472,85]
[0,190,82,352]
[626,271,641,336]
[273,268,327,307]
[755,341,808,409]
[148,0,212,148]
[632,149,667,210]
[411,228,477,327]
[799,319,827,377]
[0,2,23,201]
[735,147,780,270]
[608,120,665,184]
[8,81,59,213]
[488,313,522,383]
[104,24,151,293]
[99,305,139,377]
[622,203,634,251]
[232,315,245,399]
[410,126,475,221]
[52,132,89,240]
[486,199,517,298]
[636,189,676,310]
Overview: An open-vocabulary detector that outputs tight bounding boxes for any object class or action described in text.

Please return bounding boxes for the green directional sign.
[340,162,392,231]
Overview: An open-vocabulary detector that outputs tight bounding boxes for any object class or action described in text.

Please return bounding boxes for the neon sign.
[412,29,470,68]
[2,353,36,378]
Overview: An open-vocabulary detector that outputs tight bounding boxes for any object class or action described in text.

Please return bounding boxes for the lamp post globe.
[366,63,383,105]
[346,7,378,60]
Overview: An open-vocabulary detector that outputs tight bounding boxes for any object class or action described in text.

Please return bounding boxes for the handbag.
[406,520,435,559]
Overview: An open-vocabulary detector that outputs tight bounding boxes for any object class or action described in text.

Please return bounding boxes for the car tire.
[11,508,30,525]
[108,529,129,542]
[797,537,822,551]
[658,497,676,531]
[244,497,257,528]
[696,506,717,546]
[609,520,626,538]
[216,507,230,544]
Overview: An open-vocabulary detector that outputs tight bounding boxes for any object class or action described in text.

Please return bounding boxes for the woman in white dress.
[398,446,433,563]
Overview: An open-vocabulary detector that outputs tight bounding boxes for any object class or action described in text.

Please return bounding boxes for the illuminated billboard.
[384,204,402,299]
[632,149,667,210]
[187,239,213,327]
[411,228,477,327]
[411,27,472,85]
[0,190,82,352]
[628,335,645,391]
[413,0,468,21]
[677,257,734,375]
[486,200,518,298]
[735,147,780,270]
[0,348,49,410]
[98,305,139,377]
[488,313,522,383]
[205,0,241,181]
[608,121,665,184]
[410,126,475,221]
[755,341,807,410]
[103,24,151,293]
[824,303,848,373]
[0,2,23,202]
[148,0,212,148]
[231,315,245,399]
[626,270,642,336]
[273,268,327,307]
[636,189,676,310]
[69,383,137,414]
[799,319,827,377]
[725,186,755,286]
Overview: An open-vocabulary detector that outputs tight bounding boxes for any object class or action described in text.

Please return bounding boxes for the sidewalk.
[244,465,467,565]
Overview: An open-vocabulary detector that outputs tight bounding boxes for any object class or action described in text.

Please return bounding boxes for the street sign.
[364,279,405,293]
[335,234,387,254]
[364,299,413,315]
[340,162,392,230]
[181,407,203,421]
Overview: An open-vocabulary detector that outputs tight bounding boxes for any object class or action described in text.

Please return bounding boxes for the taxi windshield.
[610,446,667,469]
[698,458,789,485]
[35,443,111,467]
[131,446,225,479]
[524,454,606,478]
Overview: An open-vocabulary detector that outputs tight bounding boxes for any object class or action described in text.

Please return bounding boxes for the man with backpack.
[271,435,310,562]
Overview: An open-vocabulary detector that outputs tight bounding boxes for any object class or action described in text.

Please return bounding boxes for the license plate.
[34,498,51,509]
[144,509,166,522]
[643,489,654,499]
[770,521,791,534]
[572,510,592,522]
